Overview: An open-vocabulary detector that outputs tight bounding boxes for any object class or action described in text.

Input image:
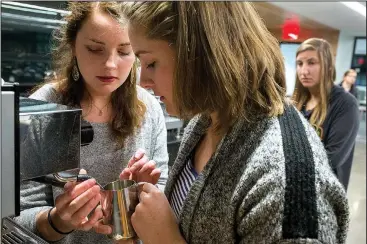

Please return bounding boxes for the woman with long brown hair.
[293,38,360,190]
[14,2,168,243]
[118,2,349,244]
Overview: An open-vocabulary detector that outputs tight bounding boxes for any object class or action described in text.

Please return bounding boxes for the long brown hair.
[124,2,286,131]
[292,38,335,131]
[40,2,146,147]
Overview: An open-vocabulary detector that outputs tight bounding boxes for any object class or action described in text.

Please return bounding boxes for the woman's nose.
[139,68,154,89]
[300,65,309,75]
[140,78,154,89]
[105,53,118,70]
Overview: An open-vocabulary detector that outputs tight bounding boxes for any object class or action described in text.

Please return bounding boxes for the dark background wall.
[1,1,67,95]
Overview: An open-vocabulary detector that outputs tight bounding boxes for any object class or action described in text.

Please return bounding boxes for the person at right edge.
[293,38,360,191]
[115,2,349,244]
[340,69,359,100]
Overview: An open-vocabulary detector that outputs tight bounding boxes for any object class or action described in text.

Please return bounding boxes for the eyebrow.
[296,57,318,62]
[88,38,130,46]
[135,50,152,57]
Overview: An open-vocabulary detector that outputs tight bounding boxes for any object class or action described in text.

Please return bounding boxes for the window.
[354,38,366,55]
[280,42,301,96]
[352,37,367,105]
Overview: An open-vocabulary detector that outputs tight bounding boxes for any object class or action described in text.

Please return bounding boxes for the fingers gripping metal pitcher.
[101,180,142,241]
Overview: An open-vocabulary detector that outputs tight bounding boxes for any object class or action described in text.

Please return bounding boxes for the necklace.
[91,101,109,116]
[84,90,110,116]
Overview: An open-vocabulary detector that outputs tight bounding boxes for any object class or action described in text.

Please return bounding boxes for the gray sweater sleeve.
[28,83,60,103]
[152,104,169,191]
[237,115,348,244]
[13,182,53,234]
[237,166,347,244]
[137,87,169,191]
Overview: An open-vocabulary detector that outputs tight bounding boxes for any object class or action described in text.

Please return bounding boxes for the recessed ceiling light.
[340,2,366,17]
[2,1,71,16]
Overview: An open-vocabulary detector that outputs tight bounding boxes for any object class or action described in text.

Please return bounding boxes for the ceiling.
[269,2,366,36]
[253,2,335,31]
[1,1,67,33]
[19,1,67,9]
[1,1,366,37]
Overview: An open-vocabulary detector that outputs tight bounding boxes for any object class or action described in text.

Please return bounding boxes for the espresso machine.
[1,80,91,243]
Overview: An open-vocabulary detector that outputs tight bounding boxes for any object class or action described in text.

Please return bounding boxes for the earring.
[72,58,80,81]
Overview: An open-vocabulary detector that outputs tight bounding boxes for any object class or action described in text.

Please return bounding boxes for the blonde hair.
[292,38,335,132]
[124,2,286,130]
[36,2,146,147]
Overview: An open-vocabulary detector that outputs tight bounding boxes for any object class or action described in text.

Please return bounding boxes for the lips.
[301,79,312,82]
[96,76,118,83]
[154,93,165,101]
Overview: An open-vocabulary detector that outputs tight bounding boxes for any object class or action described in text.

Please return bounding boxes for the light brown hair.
[292,38,335,131]
[39,2,146,147]
[124,2,286,130]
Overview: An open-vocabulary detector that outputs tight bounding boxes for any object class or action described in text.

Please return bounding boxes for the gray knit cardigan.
[164,105,349,244]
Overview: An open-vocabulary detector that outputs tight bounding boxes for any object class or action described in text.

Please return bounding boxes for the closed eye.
[118,51,131,56]
[86,46,103,53]
[147,61,156,69]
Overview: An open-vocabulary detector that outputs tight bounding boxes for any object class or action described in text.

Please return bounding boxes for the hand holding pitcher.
[94,148,161,239]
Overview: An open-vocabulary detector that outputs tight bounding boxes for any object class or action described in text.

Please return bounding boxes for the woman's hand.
[131,183,186,244]
[50,179,102,233]
[35,169,104,241]
[120,148,161,185]
[91,205,112,235]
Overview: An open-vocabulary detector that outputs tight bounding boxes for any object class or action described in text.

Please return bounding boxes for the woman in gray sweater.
[119,2,349,244]
[14,2,168,244]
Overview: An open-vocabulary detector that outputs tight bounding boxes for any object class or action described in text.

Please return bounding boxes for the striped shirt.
[170,155,199,219]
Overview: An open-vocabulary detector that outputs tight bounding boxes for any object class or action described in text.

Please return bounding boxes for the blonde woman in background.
[118,2,349,244]
[341,69,359,99]
[293,38,360,190]
[14,2,167,243]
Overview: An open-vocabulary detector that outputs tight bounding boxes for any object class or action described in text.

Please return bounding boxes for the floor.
[346,117,366,244]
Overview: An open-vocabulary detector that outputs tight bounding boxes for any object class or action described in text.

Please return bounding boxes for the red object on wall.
[358,57,364,65]
[282,16,300,41]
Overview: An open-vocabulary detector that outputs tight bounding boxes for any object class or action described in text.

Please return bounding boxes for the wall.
[335,31,355,83]
[253,2,340,57]
[268,28,340,59]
